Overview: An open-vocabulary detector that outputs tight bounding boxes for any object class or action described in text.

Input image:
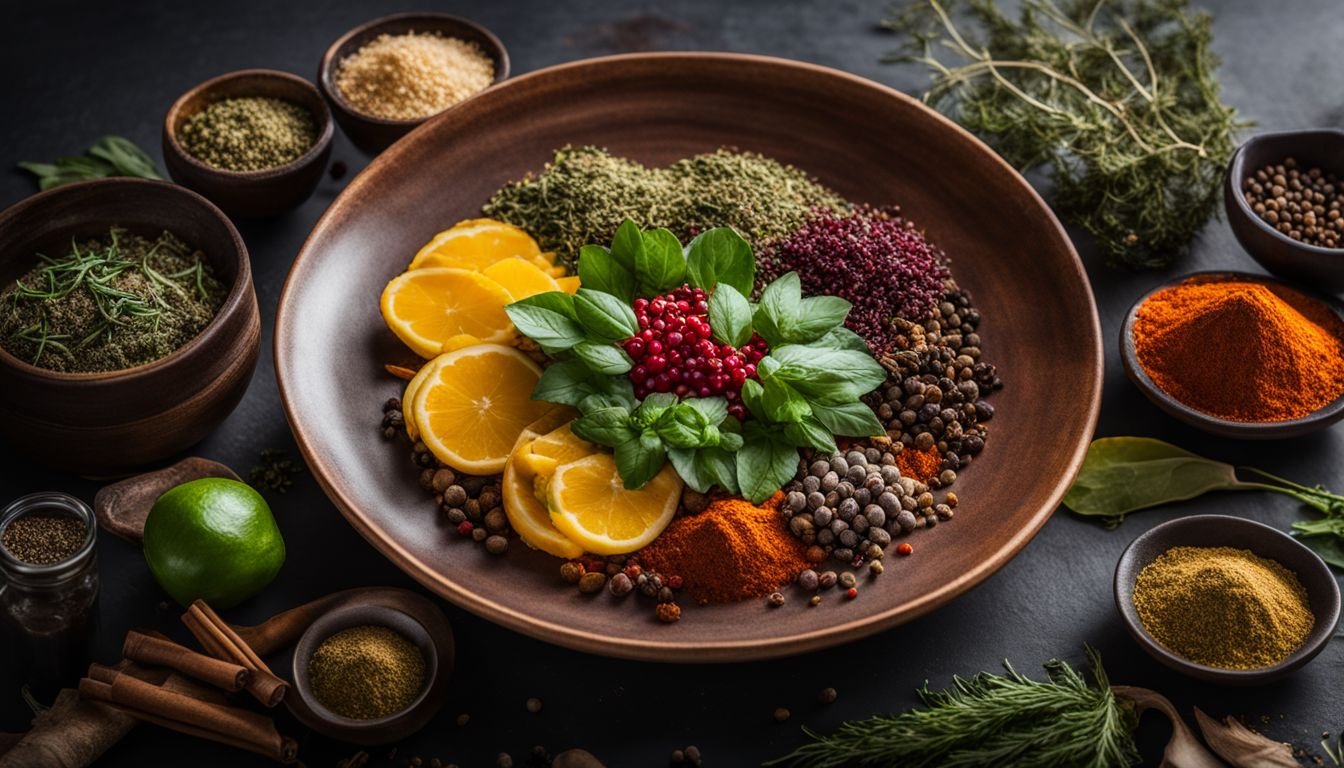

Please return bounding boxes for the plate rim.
[275,51,1103,662]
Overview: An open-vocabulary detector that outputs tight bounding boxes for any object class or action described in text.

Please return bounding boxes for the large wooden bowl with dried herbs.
[276,53,1102,661]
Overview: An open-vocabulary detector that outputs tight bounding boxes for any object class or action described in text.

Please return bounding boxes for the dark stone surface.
[1,1,1341,765]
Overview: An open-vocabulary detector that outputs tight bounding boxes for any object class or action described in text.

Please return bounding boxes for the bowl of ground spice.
[0,178,259,473]
[1115,514,1340,684]
[163,69,334,217]
[318,13,508,154]
[1225,129,1344,294]
[1122,271,1344,438]
[291,603,440,744]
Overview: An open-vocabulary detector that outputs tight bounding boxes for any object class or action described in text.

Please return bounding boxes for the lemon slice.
[547,454,682,555]
[556,275,581,295]
[411,344,553,474]
[481,257,561,301]
[502,420,592,559]
[401,361,434,441]
[380,268,515,358]
[409,218,542,271]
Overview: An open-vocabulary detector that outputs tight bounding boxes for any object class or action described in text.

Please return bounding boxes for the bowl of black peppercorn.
[1225,129,1344,294]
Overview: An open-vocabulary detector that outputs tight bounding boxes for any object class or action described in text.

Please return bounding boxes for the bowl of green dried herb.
[163,69,334,218]
[0,177,260,474]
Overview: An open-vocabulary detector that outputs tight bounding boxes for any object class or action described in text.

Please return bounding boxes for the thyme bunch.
[767,647,1139,768]
[884,0,1246,269]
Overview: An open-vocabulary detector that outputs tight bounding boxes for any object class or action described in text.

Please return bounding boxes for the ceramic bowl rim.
[1113,513,1342,683]
[1226,128,1344,257]
[318,11,511,128]
[163,68,334,180]
[0,177,251,383]
[1120,269,1344,437]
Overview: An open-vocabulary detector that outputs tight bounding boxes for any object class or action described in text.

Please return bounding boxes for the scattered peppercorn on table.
[2,1,1344,766]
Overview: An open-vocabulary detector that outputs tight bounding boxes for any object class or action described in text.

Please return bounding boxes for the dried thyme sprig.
[883,0,1247,269]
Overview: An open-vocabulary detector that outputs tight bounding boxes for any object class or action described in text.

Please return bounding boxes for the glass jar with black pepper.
[0,492,99,698]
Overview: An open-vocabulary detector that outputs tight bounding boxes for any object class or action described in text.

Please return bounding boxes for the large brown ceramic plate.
[276,53,1102,662]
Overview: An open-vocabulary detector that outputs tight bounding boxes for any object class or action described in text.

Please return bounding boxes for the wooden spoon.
[94,457,239,544]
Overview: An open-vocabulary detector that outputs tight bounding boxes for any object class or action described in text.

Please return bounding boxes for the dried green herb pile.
[885,0,1244,269]
[1,227,225,373]
[482,146,848,267]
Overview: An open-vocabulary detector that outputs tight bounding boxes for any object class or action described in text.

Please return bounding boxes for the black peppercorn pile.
[1242,157,1343,249]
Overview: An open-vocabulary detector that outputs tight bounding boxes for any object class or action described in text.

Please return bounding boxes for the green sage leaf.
[577,244,635,304]
[615,429,667,490]
[685,227,755,294]
[1062,437,1244,522]
[574,288,639,341]
[810,400,885,437]
[89,136,162,179]
[574,341,633,375]
[737,436,801,504]
[708,283,752,348]
[636,228,687,296]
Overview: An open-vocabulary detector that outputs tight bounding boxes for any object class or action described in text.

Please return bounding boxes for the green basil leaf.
[739,379,767,422]
[754,272,803,347]
[1062,437,1242,523]
[788,295,852,344]
[579,391,632,413]
[680,397,729,427]
[572,407,637,448]
[757,355,781,380]
[762,377,811,423]
[719,431,744,451]
[88,136,162,179]
[809,400,885,437]
[685,227,755,295]
[737,436,802,504]
[574,341,632,375]
[637,228,687,296]
[803,326,871,353]
[656,407,707,449]
[708,283,752,348]
[532,359,597,406]
[770,344,886,400]
[574,288,639,341]
[784,416,839,453]
[506,292,586,353]
[615,429,667,490]
[668,447,713,493]
[634,393,679,427]
[609,219,643,272]
[577,244,635,304]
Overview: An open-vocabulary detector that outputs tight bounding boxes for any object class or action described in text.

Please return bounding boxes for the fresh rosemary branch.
[767,646,1139,768]
[883,0,1246,269]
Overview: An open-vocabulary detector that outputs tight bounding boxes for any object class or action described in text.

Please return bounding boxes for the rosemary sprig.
[767,646,1139,768]
[18,135,162,191]
[883,0,1247,269]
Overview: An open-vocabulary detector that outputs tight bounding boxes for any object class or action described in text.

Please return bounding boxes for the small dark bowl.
[291,603,440,745]
[1121,270,1344,439]
[319,13,509,154]
[163,69,334,217]
[0,178,260,475]
[1225,129,1344,294]
[1115,514,1340,685]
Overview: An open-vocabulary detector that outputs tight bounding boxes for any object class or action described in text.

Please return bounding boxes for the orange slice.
[547,455,682,555]
[503,421,592,559]
[380,268,515,358]
[481,257,561,301]
[556,275,581,295]
[409,219,542,271]
[410,344,552,474]
[401,361,434,441]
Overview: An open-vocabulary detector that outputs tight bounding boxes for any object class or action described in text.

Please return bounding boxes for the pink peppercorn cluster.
[759,206,950,354]
[623,284,767,419]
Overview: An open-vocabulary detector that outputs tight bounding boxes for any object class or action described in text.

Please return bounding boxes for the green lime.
[143,478,285,609]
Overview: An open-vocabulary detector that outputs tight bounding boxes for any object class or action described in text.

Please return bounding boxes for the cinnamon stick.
[123,630,249,692]
[181,602,287,707]
[385,363,417,381]
[78,675,297,764]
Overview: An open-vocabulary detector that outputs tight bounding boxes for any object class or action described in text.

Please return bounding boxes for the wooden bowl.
[318,12,509,154]
[0,178,260,475]
[1225,129,1344,294]
[1120,270,1344,438]
[1115,514,1341,685]
[290,603,442,745]
[276,53,1102,661]
[163,69,334,217]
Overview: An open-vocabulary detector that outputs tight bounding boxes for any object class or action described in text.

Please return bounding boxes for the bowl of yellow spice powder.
[163,69,334,217]
[292,603,442,744]
[1115,514,1340,684]
[319,13,508,153]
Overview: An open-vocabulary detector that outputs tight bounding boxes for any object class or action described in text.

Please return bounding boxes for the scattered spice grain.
[179,97,316,172]
[1133,275,1344,422]
[309,625,426,720]
[335,32,494,121]
[1,513,86,564]
[1133,546,1312,670]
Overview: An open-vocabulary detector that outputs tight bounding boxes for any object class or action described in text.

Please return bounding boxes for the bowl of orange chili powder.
[1121,271,1344,438]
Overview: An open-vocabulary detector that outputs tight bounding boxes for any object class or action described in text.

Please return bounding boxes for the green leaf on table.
[810,400,885,437]
[770,344,886,401]
[1294,525,1344,570]
[737,435,801,504]
[573,341,632,375]
[19,156,115,190]
[1061,437,1243,523]
[506,292,583,352]
[574,288,639,341]
[787,295,852,344]
[609,219,643,272]
[615,429,667,490]
[708,283,753,348]
[572,406,638,448]
[88,135,162,179]
[532,359,598,406]
[636,228,686,296]
[685,227,754,294]
[577,244,635,304]
[784,416,839,454]
[753,272,803,348]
